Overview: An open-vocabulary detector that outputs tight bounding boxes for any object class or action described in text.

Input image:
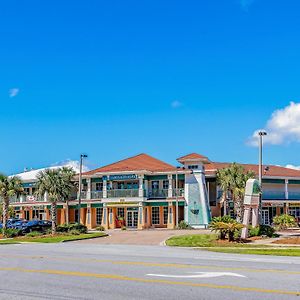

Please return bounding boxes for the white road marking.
[147,272,246,278]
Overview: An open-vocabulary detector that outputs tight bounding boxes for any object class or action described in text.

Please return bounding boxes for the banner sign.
[103,174,137,181]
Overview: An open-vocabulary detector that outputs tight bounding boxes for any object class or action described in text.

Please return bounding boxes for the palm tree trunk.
[51,202,57,235]
[65,200,69,225]
[2,197,9,231]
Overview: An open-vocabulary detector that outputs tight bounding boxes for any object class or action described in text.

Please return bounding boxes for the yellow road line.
[0,267,299,296]
[1,253,300,276]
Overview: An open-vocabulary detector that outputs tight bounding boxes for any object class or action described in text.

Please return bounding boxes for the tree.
[0,174,23,231]
[35,167,76,235]
[216,163,255,222]
[216,168,231,215]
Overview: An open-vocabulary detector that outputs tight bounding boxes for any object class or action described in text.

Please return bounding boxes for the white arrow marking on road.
[146,272,246,279]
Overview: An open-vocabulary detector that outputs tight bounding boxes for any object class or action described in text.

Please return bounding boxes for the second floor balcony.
[107,189,139,198]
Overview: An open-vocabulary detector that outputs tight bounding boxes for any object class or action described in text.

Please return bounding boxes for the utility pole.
[78,154,87,224]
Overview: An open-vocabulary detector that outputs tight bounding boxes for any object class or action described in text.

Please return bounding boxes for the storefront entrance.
[262,209,270,225]
[127,209,138,228]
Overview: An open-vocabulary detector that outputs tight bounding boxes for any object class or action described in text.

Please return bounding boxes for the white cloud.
[248,102,300,146]
[240,0,255,11]
[52,159,90,173]
[171,100,183,109]
[9,88,19,98]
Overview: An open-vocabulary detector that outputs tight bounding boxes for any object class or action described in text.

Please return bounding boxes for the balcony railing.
[172,188,185,197]
[148,189,168,198]
[107,189,139,198]
[262,191,285,200]
[288,191,300,200]
[91,191,103,199]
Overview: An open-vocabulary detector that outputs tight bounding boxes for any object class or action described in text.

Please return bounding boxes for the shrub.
[210,216,235,240]
[3,228,22,238]
[177,220,192,230]
[121,226,127,231]
[96,226,105,231]
[69,229,81,235]
[273,214,297,230]
[249,225,275,238]
[57,223,87,234]
[26,231,43,237]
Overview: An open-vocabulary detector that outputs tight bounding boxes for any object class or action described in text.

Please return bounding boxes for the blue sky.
[1,0,300,174]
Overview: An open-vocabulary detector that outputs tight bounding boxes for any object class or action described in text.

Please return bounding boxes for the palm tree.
[216,168,231,215]
[60,167,76,225]
[36,167,76,235]
[217,163,255,222]
[0,174,23,231]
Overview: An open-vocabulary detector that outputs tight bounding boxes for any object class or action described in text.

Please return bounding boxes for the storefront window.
[163,206,168,224]
[152,207,160,225]
[117,207,125,218]
[96,208,103,225]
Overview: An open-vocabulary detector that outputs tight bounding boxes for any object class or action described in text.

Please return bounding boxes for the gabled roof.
[84,153,176,175]
[205,162,300,178]
[177,153,210,163]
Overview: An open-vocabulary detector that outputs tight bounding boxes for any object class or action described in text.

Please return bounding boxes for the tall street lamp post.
[258,130,267,225]
[175,167,179,228]
[78,154,88,224]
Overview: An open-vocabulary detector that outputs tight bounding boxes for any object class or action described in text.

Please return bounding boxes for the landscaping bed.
[272,237,300,245]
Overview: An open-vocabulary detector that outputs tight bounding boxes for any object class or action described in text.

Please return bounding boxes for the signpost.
[241,178,261,239]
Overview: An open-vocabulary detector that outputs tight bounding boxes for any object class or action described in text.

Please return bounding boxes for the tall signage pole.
[78,154,87,224]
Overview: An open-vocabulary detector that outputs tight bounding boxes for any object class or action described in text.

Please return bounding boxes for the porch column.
[86,178,91,200]
[167,202,176,229]
[138,175,144,197]
[44,192,48,202]
[285,179,289,200]
[144,180,149,198]
[102,205,109,230]
[103,179,107,198]
[252,207,259,227]
[168,174,173,198]
[86,204,92,229]
[137,202,145,229]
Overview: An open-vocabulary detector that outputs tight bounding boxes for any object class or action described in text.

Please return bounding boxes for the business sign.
[243,179,261,205]
[103,174,137,181]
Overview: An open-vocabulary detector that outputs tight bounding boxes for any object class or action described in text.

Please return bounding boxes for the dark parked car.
[21,220,51,233]
[0,218,27,229]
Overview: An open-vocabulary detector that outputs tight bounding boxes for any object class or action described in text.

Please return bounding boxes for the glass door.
[127,211,138,228]
[262,209,270,225]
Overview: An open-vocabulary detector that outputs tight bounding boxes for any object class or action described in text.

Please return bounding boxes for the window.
[188,165,198,170]
[163,206,168,224]
[117,207,125,218]
[96,208,103,225]
[95,182,103,191]
[163,180,169,190]
[151,181,159,190]
[151,207,160,225]
[75,209,79,223]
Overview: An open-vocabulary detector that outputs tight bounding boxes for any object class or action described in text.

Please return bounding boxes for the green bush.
[121,226,127,231]
[273,214,297,230]
[210,216,236,240]
[177,221,192,230]
[2,228,22,238]
[57,223,87,234]
[69,229,81,235]
[249,225,275,238]
[95,226,105,231]
[26,231,43,237]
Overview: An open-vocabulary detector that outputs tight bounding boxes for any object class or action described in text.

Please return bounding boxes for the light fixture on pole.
[78,154,88,224]
[258,130,267,225]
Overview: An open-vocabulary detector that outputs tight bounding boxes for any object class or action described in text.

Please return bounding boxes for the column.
[167,202,176,229]
[138,175,144,197]
[102,206,109,230]
[285,179,289,200]
[103,179,107,198]
[252,207,259,227]
[144,179,149,198]
[108,207,116,229]
[86,178,91,200]
[168,174,173,198]
[43,192,48,202]
[137,203,145,229]
[86,204,92,229]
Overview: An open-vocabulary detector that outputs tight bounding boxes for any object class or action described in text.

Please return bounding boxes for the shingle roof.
[177,153,209,162]
[205,162,300,178]
[84,153,177,175]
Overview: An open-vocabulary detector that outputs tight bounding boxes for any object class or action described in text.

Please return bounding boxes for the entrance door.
[127,211,138,228]
[262,209,270,225]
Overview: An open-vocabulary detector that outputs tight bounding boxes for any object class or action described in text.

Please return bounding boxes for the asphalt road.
[0,242,299,300]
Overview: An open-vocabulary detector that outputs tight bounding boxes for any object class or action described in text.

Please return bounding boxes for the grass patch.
[0,232,107,244]
[166,234,270,248]
[206,248,300,256]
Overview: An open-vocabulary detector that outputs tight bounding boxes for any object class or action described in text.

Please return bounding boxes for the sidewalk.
[76,229,210,245]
